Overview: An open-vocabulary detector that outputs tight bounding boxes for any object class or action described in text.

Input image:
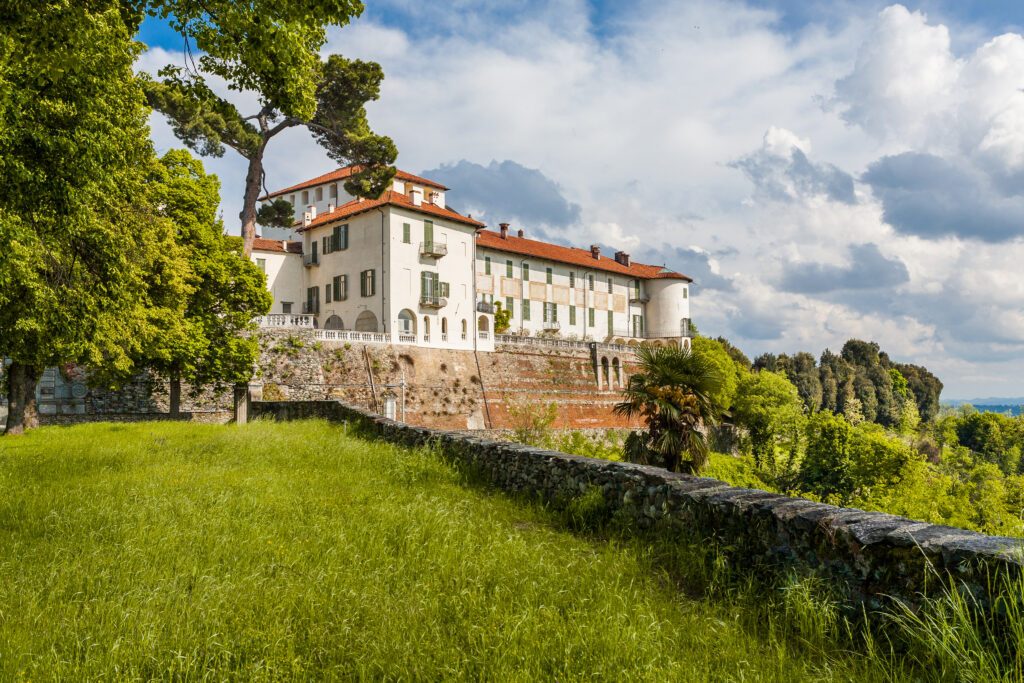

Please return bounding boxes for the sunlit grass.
[0,420,1009,680]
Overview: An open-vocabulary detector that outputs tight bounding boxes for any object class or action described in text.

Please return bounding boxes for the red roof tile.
[264,166,448,200]
[253,238,302,254]
[476,230,692,281]
[297,190,486,231]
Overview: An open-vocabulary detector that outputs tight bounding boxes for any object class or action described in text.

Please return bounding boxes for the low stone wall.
[252,399,1024,612]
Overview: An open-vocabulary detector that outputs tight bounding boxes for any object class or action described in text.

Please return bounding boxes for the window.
[522,300,531,321]
[588,307,595,326]
[325,283,332,303]
[522,263,530,281]
[316,187,323,201]
[439,281,450,298]
[282,302,292,314]
[360,269,375,297]
[543,302,557,323]
[289,194,295,206]
[569,272,575,289]
[331,224,349,251]
[306,286,319,314]
[421,272,447,300]
[255,258,266,273]
[683,287,688,299]
[333,275,347,301]
[505,296,513,318]
[461,319,468,341]
[607,277,613,293]
[424,220,434,246]
[329,184,338,198]
[302,190,309,204]
[569,305,576,325]
[588,273,594,291]
[402,223,411,244]
[485,256,492,275]
[546,267,553,284]
[607,310,614,335]
[632,314,645,337]
[506,259,513,278]
[633,279,641,300]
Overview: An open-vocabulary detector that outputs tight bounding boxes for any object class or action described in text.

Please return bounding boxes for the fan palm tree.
[615,344,726,474]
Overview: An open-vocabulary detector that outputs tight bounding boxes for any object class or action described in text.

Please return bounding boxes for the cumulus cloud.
[634,244,735,292]
[778,243,909,293]
[730,127,856,204]
[420,160,581,228]
[862,152,1024,242]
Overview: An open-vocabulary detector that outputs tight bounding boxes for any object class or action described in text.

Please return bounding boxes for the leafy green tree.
[493,301,512,335]
[0,2,183,434]
[798,412,854,500]
[615,345,725,474]
[788,352,823,412]
[894,362,944,421]
[955,411,1022,476]
[714,336,751,369]
[690,336,741,413]
[143,150,272,414]
[731,370,805,470]
[140,0,398,256]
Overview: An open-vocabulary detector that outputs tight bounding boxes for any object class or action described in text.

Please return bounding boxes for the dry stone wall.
[252,399,1024,614]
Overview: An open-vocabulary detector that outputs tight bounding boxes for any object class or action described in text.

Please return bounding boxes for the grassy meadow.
[0,420,1015,681]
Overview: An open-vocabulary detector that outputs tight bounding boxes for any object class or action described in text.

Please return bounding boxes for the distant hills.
[943,398,1023,417]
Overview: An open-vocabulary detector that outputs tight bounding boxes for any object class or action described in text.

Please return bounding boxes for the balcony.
[303,252,318,267]
[302,302,319,315]
[420,295,447,309]
[629,294,650,304]
[419,240,448,258]
[542,320,561,331]
[476,301,495,314]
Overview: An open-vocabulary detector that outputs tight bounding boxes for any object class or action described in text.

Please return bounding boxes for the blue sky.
[138,2,1024,398]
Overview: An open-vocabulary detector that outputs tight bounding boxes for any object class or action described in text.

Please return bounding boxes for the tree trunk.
[240,148,266,258]
[169,373,181,418]
[5,363,39,435]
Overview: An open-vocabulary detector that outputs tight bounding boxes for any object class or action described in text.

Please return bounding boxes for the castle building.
[253,166,693,350]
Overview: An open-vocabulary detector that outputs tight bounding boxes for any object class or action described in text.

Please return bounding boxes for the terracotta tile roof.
[296,190,486,231]
[264,165,448,199]
[476,229,692,281]
[253,237,302,254]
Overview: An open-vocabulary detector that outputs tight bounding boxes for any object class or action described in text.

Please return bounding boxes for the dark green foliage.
[256,198,296,229]
[715,336,751,369]
[895,363,944,421]
[616,344,726,473]
[789,352,823,413]
[797,412,854,499]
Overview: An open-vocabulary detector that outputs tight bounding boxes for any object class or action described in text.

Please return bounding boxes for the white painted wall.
[252,248,304,315]
[644,279,691,340]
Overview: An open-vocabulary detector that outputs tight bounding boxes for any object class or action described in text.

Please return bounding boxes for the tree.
[615,345,725,474]
[732,371,805,470]
[714,336,751,369]
[142,150,272,414]
[798,412,854,499]
[895,362,944,421]
[690,336,741,413]
[0,2,182,434]
[788,352,822,413]
[140,0,398,256]
[493,301,512,335]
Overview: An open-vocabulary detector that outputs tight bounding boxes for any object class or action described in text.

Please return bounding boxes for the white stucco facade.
[253,166,692,351]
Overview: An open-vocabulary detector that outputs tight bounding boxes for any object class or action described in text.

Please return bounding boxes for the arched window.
[611,357,621,389]
[324,315,344,330]
[397,309,416,334]
[600,357,610,390]
[355,311,379,332]
[477,315,490,339]
[441,317,448,342]
[461,319,468,341]
[423,316,431,342]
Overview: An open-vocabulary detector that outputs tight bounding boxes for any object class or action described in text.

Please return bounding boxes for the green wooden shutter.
[569,305,576,325]
[424,220,434,246]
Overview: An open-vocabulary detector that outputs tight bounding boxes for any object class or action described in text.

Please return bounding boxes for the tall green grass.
[0,420,1015,680]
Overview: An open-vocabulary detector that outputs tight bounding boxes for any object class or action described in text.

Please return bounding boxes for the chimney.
[590,244,601,259]
[499,223,509,239]
[517,229,524,238]
[410,187,423,206]
[303,211,312,227]
[328,202,335,213]
[307,204,317,219]
[429,190,441,205]
[614,251,630,266]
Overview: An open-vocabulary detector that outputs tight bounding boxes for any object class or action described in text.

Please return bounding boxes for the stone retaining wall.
[252,399,1024,612]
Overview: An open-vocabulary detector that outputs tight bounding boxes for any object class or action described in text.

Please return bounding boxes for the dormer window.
[316,187,323,201]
